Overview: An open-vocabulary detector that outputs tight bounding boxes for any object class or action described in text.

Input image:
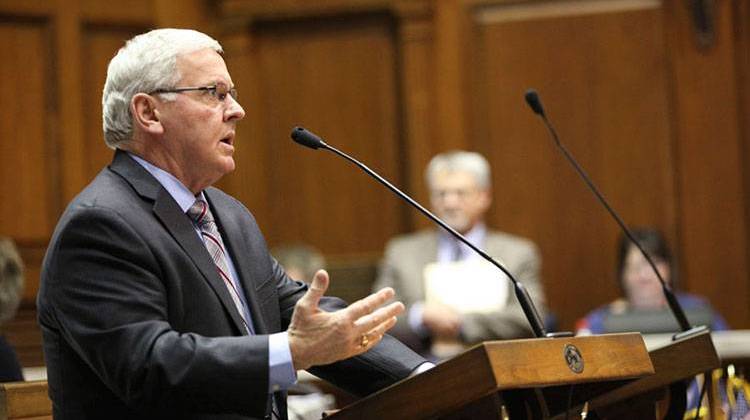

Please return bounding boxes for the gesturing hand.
[287,270,405,371]
[422,302,462,339]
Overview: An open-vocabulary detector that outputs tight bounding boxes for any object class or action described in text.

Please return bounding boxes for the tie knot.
[451,239,464,261]
[187,199,213,227]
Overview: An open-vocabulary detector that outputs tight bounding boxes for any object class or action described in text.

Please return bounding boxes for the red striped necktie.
[187,198,251,334]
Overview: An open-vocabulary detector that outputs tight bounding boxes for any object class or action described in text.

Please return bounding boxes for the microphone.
[524,89,707,338]
[291,126,552,338]
[524,90,545,116]
[291,127,327,149]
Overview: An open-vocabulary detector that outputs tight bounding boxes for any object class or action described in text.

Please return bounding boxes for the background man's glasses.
[431,188,479,201]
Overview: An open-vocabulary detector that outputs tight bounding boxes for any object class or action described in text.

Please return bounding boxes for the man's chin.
[207,160,235,186]
[444,220,471,234]
[221,158,236,174]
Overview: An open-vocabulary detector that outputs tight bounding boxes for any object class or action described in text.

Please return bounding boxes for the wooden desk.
[643,329,750,366]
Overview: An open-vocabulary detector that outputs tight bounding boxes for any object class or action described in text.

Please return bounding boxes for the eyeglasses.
[430,187,480,202]
[150,83,238,102]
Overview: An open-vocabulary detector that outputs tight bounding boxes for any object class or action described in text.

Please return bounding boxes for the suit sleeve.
[460,242,547,343]
[38,206,272,415]
[273,252,426,396]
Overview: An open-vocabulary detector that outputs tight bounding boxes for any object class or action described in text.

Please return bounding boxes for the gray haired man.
[374,150,547,359]
[38,28,427,420]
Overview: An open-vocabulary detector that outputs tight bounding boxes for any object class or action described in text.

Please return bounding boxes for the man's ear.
[131,93,164,135]
[478,188,492,212]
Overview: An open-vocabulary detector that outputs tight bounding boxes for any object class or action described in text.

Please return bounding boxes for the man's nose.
[225,96,246,121]
[442,191,464,206]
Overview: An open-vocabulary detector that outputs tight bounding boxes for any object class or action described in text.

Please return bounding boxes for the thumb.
[301,269,329,310]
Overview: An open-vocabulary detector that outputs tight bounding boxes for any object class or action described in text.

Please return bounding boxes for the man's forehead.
[432,170,481,188]
[175,48,231,83]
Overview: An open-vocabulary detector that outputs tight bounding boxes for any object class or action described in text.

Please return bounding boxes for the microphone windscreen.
[524,89,545,116]
[291,127,324,150]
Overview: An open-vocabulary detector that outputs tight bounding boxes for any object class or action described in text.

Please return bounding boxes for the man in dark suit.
[37,28,427,420]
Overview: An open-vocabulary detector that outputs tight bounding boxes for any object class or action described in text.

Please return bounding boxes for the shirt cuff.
[269,332,297,392]
[408,301,430,338]
[410,361,436,377]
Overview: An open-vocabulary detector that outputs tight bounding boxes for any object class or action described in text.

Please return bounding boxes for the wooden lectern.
[325,333,654,419]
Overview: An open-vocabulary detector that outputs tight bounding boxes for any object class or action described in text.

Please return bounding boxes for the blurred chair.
[271,243,326,283]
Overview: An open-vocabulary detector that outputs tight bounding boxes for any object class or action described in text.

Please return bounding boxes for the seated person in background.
[0,237,24,382]
[374,150,546,360]
[272,244,326,283]
[576,228,728,335]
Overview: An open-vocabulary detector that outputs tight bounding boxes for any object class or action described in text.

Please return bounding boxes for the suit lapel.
[410,231,440,301]
[152,192,250,335]
[421,231,440,263]
[204,190,269,334]
[484,232,510,268]
[109,151,249,335]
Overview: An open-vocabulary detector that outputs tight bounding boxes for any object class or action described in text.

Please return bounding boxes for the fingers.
[356,315,398,351]
[354,301,404,332]
[298,269,329,310]
[346,287,395,320]
[377,314,398,334]
[368,314,397,338]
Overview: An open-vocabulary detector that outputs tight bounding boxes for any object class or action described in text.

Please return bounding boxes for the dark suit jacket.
[37,151,424,420]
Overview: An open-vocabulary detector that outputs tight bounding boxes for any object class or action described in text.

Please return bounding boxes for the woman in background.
[576,228,728,335]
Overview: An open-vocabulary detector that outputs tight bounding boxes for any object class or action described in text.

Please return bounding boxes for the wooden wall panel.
[220,14,405,255]
[432,0,472,152]
[0,11,56,364]
[0,19,57,304]
[397,13,437,229]
[468,0,676,329]
[736,0,750,328]
[667,0,749,328]
[55,0,88,204]
[0,21,56,242]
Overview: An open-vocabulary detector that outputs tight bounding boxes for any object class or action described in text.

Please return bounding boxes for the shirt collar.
[439,222,487,248]
[128,153,205,212]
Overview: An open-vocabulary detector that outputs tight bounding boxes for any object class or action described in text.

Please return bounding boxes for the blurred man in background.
[374,150,547,359]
